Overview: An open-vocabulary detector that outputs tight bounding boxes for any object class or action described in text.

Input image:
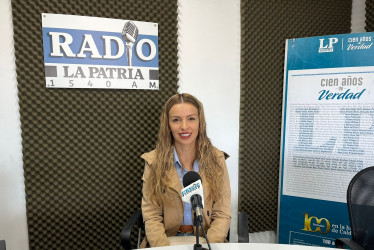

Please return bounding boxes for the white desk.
[146,243,331,250]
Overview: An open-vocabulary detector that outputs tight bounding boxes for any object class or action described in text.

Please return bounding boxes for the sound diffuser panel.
[11,0,178,248]
[366,0,374,31]
[240,0,352,232]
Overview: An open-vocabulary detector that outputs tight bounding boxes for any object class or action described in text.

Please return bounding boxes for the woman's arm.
[206,158,232,242]
[141,162,170,247]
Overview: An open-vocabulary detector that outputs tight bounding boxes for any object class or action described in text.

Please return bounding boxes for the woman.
[141,93,231,247]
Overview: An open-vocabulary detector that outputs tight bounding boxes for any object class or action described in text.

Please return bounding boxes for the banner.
[278,32,374,247]
[42,13,159,90]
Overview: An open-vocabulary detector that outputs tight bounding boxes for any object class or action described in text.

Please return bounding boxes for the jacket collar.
[141,150,182,193]
[165,166,183,197]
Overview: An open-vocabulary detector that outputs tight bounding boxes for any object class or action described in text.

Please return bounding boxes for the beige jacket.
[141,147,231,247]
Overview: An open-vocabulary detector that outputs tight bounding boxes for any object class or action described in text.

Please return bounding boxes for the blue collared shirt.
[173,148,199,225]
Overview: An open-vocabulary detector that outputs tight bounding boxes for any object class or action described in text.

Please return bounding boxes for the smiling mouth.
[179,133,192,139]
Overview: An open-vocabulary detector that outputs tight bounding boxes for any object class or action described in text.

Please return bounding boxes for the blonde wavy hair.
[148,93,224,207]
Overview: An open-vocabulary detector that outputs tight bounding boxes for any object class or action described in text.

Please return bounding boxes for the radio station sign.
[42,13,159,90]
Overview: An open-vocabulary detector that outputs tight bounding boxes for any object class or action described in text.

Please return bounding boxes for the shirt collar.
[173,147,182,168]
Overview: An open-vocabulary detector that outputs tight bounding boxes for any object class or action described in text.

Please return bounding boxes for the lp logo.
[302,213,331,234]
[319,38,338,53]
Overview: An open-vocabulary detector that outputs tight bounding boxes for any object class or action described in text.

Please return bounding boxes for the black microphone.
[182,171,204,222]
[183,170,201,187]
[121,21,139,66]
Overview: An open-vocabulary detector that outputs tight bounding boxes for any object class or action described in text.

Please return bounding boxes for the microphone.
[121,21,139,66]
[182,171,204,221]
[182,172,211,250]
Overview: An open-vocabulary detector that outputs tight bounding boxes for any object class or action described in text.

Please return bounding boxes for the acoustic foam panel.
[366,0,374,31]
[240,0,352,232]
[11,0,178,249]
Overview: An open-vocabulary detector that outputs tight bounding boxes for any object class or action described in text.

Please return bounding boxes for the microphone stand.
[200,222,212,250]
[190,194,210,250]
[194,213,203,250]
[193,213,211,250]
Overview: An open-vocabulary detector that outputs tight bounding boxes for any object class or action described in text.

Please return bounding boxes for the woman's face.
[168,103,199,148]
